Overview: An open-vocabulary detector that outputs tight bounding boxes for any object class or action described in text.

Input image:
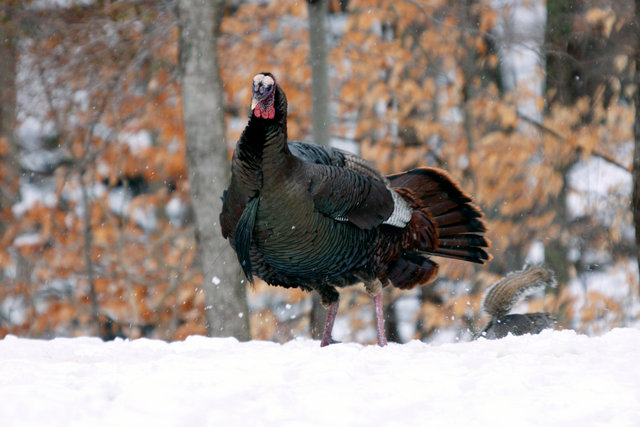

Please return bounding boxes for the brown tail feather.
[386,254,439,290]
[387,167,473,206]
[438,235,488,248]
[427,199,461,217]
[388,167,491,265]
[433,206,482,228]
[420,247,490,264]
[438,221,487,237]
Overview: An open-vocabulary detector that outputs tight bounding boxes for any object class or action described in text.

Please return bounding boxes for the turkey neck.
[251,115,295,180]
[261,119,294,172]
[259,84,294,174]
[238,116,291,169]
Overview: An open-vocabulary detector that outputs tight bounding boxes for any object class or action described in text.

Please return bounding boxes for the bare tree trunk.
[0,13,18,236]
[177,0,250,340]
[79,168,100,332]
[634,133,640,295]
[307,0,330,146]
[633,0,640,296]
[383,287,401,343]
[306,0,331,340]
[545,0,577,105]
[0,28,17,139]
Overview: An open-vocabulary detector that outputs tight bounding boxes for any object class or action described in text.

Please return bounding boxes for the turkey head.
[251,73,276,119]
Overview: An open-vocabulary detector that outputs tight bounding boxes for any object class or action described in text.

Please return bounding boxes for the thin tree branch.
[517,111,631,173]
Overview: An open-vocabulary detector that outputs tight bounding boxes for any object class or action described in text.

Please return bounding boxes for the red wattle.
[254,103,275,119]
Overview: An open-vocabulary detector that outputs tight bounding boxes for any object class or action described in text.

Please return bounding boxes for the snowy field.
[1,329,639,427]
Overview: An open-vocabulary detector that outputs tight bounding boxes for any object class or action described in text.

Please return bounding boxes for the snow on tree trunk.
[177,0,250,340]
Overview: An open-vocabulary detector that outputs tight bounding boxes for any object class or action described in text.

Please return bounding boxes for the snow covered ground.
[1,328,639,427]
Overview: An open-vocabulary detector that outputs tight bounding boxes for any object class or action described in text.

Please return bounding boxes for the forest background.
[0,0,638,344]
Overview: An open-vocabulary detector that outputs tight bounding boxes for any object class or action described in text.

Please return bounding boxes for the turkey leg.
[320,300,339,347]
[364,279,387,346]
[373,293,388,346]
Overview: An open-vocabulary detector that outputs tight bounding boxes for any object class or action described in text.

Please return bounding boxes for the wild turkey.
[220,72,491,346]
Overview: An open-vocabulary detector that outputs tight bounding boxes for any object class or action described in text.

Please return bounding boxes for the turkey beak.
[251,96,259,111]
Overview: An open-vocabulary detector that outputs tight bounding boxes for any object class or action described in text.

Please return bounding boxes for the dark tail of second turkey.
[385,168,491,289]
